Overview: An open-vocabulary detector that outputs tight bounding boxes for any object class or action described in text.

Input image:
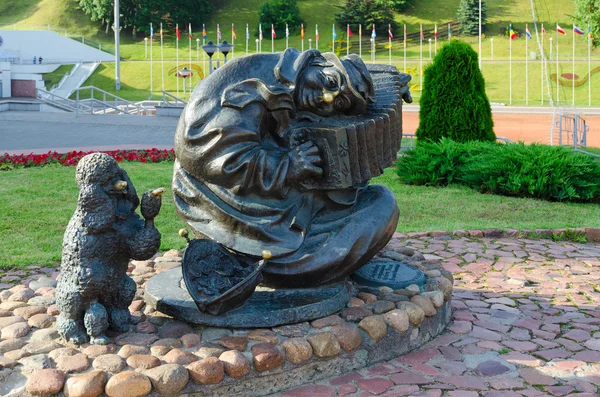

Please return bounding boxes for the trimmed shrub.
[416,40,495,144]
[396,140,600,203]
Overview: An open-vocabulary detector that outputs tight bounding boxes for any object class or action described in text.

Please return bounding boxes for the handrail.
[161,90,187,107]
[36,88,92,113]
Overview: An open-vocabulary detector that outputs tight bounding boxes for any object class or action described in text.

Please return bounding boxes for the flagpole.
[160,24,164,92]
[286,24,289,49]
[332,24,335,54]
[589,27,592,106]
[420,24,423,88]
[572,25,575,107]
[246,24,249,55]
[232,24,235,58]
[478,0,482,69]
[301,24,304,52]
[189,24,192,94]
[271,24,274,53]
[202,24,206,78]
[556,26,559,104]
[526,25,528,105]
[359,24,362,59]
[316,24,319,50]
[176,24,179,98]
[509,28,512,105]
[388,24,391,65]
[448,22,451,41]
[150,24,153,99]
[434,24,437,55]
[347,24,350,56]
[403,24,407,74]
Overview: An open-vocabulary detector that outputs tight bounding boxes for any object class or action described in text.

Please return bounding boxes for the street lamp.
[144,37,148,59]
[177,67,193,95]
[202,41,218,74]
[219,40,233,63]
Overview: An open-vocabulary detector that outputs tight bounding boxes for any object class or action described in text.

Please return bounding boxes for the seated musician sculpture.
[173,48,411,288]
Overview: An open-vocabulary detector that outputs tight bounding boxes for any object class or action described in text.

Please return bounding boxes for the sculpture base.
[144,267,350,328]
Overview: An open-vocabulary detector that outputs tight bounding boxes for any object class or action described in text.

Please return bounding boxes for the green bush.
[396,139,600,203]
[416,40,495,144]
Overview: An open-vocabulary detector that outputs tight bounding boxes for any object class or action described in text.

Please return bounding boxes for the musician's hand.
[288,141,323,182]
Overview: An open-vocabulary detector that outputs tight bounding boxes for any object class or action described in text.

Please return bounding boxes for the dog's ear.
[78,184,116,234]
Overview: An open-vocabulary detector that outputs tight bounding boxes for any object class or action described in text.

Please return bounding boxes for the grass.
[3,0,600,105]
[42,64,73,90]
[2,165,600,268]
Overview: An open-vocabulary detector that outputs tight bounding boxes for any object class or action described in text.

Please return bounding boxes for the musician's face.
[295,66,356,116]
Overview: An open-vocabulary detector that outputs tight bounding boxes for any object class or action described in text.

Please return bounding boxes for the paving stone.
[25,368,65,395]
[307,332,341,357]
[502,340,538,352]
[105,371,151,397]
[126,354,161,370]
[1,322,30,339]
[282,385,336,397]
[144,364,189,395]
[117,344,149,358]
[219,350,251,378]
[92,354,126,373]
[474,360,510,376]
[470,326,502,341]
[356,377,394,395]
[163,348,199,365]
[55,353,89,373]
[563,329,591,342]
[389,372,433,385]
[135,321,157,334]
[533,349,572,361]
[218,336,248,351]
[0,316,25,328]
[448,321,472,334]
[157,321,193,339]
[181,333,201,348]
[63,370,107,397]
[282,338,313,364]
[439,376,487,390]
[27,313,54,328]
[518,367,558,386]
[571,350,600,362]
[13,305,46,319]
[187,357,224,384]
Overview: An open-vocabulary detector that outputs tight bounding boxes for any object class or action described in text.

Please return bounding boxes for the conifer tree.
[456,0,487,36]
[416,40,495,143]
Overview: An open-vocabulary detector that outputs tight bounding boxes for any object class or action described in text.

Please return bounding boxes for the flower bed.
[0,149,176,170]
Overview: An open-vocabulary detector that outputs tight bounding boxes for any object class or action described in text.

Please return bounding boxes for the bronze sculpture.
[173,48,411,293]
[56,153,163,345]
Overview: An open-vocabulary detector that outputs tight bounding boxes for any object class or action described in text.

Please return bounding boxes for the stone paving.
[0,232,599,396]
[281,233,600,397]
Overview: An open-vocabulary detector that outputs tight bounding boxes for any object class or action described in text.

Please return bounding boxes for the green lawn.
[42,64,73,90]
[2,164,600,268]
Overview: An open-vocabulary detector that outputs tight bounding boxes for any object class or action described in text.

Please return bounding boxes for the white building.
[0,30,114,98]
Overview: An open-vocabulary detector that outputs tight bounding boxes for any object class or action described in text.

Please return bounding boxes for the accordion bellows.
[291,64,405,190]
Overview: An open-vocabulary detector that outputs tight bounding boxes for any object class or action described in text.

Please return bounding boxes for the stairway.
[51,62,99,98]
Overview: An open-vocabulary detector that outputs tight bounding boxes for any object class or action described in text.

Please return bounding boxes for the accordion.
[290,64,407,190]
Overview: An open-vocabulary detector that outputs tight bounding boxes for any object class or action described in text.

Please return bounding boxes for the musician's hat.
[323,52,375,114]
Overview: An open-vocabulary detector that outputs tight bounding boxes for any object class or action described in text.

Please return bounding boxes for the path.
[51,62,99,98]
[279,233,600,397]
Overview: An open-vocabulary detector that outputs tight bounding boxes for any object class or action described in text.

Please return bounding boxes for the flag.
[259,24,263,41]
[542,23,546,36]
[188,23,193,39]
[348,24,353,37]
[202,24,207,39]
[388,25,393,39]
[525,24,532,39]
[589,25,593,40]
[232,24,237,40]
[574,25,584,35]
[176,24,180,40]
[271,24,276,39]
[301,24,304,39]
[150,23,154,37]
[217,24,222,40]
[371,24,376,38]
[286,25,289,38]
[557,24,566,35]
[246,24,249,39]
[434,24,438,38]
[359,24,362,38]
[333,25,337,40]
[509,24,516,40]
[316,25,319,41]
[159,23,163,38]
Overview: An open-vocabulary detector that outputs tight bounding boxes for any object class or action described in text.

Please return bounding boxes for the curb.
[394,227,600,241]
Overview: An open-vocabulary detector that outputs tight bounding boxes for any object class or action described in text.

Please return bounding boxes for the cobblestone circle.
[0,230,599,397]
